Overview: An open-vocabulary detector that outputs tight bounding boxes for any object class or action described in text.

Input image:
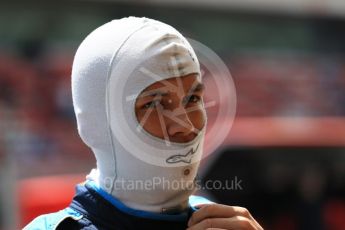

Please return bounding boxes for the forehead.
[140,73,201,94]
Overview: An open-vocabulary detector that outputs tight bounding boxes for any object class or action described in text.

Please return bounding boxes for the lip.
[170,133,197,143]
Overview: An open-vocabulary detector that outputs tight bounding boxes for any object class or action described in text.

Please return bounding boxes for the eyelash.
[143,95,201,109]
[187,95,201,104]
[143,100,160,109]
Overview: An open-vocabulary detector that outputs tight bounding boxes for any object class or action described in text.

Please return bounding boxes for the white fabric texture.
[72,17,206,213]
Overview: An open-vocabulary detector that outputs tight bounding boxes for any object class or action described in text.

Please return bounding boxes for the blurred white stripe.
[79,0,345,18]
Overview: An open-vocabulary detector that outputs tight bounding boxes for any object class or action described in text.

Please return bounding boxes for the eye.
[143,100,161,109]
[187,95,201,104]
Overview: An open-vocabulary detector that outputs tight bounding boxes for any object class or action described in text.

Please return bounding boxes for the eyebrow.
[138,82,205,99]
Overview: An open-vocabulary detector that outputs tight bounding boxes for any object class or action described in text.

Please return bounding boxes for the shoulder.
[23,208,83,230]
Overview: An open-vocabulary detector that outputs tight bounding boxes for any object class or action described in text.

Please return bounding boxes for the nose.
[166,107,197,143]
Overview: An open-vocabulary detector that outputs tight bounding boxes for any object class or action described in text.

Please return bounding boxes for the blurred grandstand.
[0,0,345,229]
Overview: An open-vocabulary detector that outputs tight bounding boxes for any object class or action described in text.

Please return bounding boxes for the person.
[24,17,263,230]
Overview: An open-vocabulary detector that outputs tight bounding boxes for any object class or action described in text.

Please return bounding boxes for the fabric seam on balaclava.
[105,21,155,195]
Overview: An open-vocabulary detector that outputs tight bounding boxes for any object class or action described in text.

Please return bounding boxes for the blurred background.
[0,0,345,229]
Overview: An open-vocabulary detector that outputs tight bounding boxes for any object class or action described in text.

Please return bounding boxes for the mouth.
[170,133,197,143]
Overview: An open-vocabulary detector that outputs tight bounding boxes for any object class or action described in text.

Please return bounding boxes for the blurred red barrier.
[18,174,85,227]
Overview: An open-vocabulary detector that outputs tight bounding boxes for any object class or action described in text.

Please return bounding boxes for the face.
[135,74,206,143]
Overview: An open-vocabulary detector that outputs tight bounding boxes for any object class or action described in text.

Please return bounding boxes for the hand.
[187,204,263,230]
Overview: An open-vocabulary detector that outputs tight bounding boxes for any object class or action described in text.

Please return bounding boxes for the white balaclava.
[72,17,206,214]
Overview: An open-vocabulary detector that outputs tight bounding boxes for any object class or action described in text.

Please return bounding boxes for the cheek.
[188,105,206,130]
[136,104,206,138]
[136,110,165,137]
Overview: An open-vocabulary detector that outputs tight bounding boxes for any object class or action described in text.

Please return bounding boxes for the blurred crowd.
[0,51,92,177]
[232,54,345,116]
